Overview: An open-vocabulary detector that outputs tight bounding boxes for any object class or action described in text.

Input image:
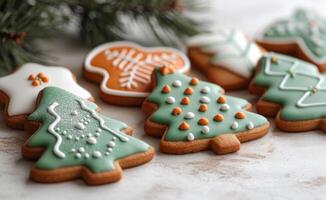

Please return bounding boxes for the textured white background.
[1,1,326,199]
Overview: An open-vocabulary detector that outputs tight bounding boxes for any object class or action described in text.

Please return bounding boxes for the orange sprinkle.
[171,107,182,116]
[160,66,175,75]
[178,122,190,130]
[217,96,226,104]
[184,87,193,95]
[198,117,209,125]
[28,74,35,80]
[189,77,199,85]
[41,77,49,83]
[198,104,208,112]
[161,85,171,93]
[235,112,246,119]
[37,72,46,79]
[32,80,40,86]
[213,114,224,122]
[180,97,190,105]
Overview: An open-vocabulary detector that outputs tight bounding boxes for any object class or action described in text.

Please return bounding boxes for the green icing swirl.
[252,53,326,121]
[27,87,149,173]
[263,9,326,61]
[146,70,268,142]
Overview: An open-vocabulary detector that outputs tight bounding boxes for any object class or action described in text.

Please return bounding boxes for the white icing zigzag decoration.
[188,29,262,78]
[104,48,177,88]
[264,54,326,107]
[84,41,190,98]
[47,102,65,158]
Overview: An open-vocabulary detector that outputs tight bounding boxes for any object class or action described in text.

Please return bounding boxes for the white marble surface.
[2,1,326,199]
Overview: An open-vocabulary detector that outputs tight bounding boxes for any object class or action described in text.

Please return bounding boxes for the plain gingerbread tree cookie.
[22,87,154,185]
[142,66,269,155]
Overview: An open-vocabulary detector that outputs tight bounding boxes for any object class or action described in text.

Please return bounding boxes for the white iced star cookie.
[0,63,93,129]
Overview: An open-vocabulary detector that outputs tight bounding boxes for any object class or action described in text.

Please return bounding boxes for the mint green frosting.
[146,70,268,142]
[27,87,149,173]
[252,53,326,121]
[263,9,326,61]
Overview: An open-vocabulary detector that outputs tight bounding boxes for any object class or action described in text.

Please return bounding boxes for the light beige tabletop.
[1,1,326,199]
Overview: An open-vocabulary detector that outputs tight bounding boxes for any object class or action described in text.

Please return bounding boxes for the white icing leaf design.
[104,48,178,88]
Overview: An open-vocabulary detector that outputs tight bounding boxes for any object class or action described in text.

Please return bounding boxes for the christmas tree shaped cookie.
[257,9,326,71]
[250,53,326,132]
[22,87,154,185]
[142,67,269,155]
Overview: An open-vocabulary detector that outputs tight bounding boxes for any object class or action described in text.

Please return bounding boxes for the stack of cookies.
[0,8,325,185]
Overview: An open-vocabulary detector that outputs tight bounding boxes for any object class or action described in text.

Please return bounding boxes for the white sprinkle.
[78,147,85,153]
[87,137,97,145]
[200,86,210,94]
[75,153,82,159]
[84,153,90,159]
[105,152,110,156]
[75,137,80,141]
[96,128,102,133]
[75,123,85,130]
[83,121,88,125]
[93,151,102,158]
[67,135,73,140]
[231,121,239,130]
[172,80,182,87]
[187,133,195,141]
[166,96,176,104]
[107,141,116,148]
[81,134,85,138]
[247,122,254,130]
[220,104,230,111]
[62,130,67,135]
[201,126,210,134]
[199,96,210,104]
[112,137,117,141]
[87,133,92,137]
[55,127,60,132]
[107,147,113,152]
[184,112,195,119]
[71,148,76,153]
[71,110,78,116]
[94,132,100,137]
[86,115,90,118]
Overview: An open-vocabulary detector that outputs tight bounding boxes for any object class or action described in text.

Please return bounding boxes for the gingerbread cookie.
[187,29,263,90]
[83,41,190,106]
[0,63,92,129]
[249,53,326,132]
[142,66,269,155]
[256,9,326,71]
[22,87,154,185]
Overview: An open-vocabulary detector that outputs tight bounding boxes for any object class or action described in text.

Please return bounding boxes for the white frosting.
[78,99,129,142]
[172,80,182,87]
[184,112,195,119]
[0,63,91,116]
[74,123,85,130]
[92,151,102,158]
[199,96,210,104]
[201,126,210,134]
[166,96,176,104]
[220,104,230,111]
[107,141,116,147]
[47,102,65,158]
[247,122,254,130]
[86,137,97,145]
[188,29,262,78]
[200,86,210,94]
[231,121,239,130]
[187,133,195,141]
[84,41,190,98]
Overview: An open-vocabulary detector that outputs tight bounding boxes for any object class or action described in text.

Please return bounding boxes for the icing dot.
[75,153,82,159]
[231,122,239,130]
[171,107,182,116]
[94,132,100,137]
[213,114,224,122]
[198,104,208,112]
[107,147,113,153]
[67,135,73,140]
[55,127,60,132]
[198,118,209,125]
[201,126,210,134]
[184,112,195,119]
[93,151,102,158]
[81,134,85,138]
[187,133,195,141]
[199,96,210,104]
[184,87,193,95]
[75,136,80,141]
[71,110,78,116]
[172,80,182,87]
[112,137,117,141]
[181,97,190,105]
[235,112,246,119]
[220,104,230,111]
[96,128,102,133]
[87,137,97,145]
[247,122,254,130]
[105,152,110,156]
[75,123,85,130]
[200,86,210,94]
[84,153,90,159]
[161,85,171,93]
[62,130,67,135]
[71,148,76,153]
[179,122,190,130]
[190,77,199,85]
[78,147,85,153]
[86,115,90,118]
[217,96,226,104]
[166,96,176,104]
[107,141,116,148]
